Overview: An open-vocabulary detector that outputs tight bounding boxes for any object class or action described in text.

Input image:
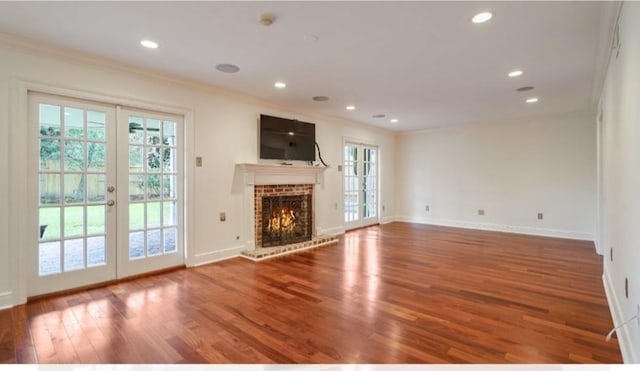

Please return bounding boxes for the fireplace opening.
[262,194,312,247]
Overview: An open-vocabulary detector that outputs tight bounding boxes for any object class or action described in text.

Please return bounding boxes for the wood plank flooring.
[0,223,622,363]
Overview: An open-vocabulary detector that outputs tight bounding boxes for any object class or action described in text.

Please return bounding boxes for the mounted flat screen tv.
[259,114,316,161]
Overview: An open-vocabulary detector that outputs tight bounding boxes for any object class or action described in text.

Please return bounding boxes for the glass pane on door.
[363,147,378,219]
[127,116,179,260]
[344,144,359,223]
[38,103,109,276]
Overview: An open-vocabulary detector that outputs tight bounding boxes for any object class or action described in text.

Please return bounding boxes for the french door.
[117,108,183,277]
[29,93,183,296]
[344,142,379,230]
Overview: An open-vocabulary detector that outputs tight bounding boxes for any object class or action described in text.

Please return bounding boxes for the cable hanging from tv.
[315,142,328,167]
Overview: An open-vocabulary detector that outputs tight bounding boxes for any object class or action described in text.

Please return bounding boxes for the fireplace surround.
[237,163,337,259]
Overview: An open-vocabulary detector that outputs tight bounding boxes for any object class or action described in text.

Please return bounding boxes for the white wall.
[0,37,395,307]
[396,111,597,240]
[599,2,640,363]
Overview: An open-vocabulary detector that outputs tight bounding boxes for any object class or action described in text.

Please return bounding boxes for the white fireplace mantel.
[236,163,327,185]
[237,163,327,251]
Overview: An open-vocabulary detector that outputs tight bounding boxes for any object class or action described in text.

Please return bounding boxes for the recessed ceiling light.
[472,12,493,24]
[140,39,159,49]
[216,64,240,73]
[274,81,286,89]
[390,118,399,123]
[508,70,523,77]
[516,86,535,92]
[312,96,329,102]
[526,97,539,104]
[346,105,356,111]
[372,114,386,118]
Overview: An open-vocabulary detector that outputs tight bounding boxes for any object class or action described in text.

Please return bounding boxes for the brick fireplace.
[237,163,337,259]
[254,184,313,248]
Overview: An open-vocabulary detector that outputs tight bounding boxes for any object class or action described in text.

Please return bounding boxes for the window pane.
[164,228,177,253]
[64,206,84,238]
[129,146,144,172]
[129,231,145,260]
[87,236,106,267]
[40,174,60,205]
[163,121,176,146]
[39,241,61,276]
[40,139,61,171]
[146,119,161,145]
[64,107,84,139]
[87,205,105,235]
[87,143,106,172]
[147,230,162,256]
[87,174,106,202]
[146,147,162,173]
[162,148,175,172]
[87,111,106,140]
[147,175,161,200]
[129,117,144,144]
[64,238,84,271]
[163,175,176,199]
[39,207,60,240]
[147,202,161,229]
[64,141,85,171]
[39,104,61,137]
[129,203,145,230]
[163,201,177,226]
[64,174,84,204]
[129,175,145,201]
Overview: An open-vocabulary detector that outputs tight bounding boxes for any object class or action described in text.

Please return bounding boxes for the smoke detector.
[259,13,276,26]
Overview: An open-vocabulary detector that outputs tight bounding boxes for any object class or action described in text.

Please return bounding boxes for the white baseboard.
[603,265,637,363]
[381,216,396,224]
[396,216,594,241]
[318,226,345,236]
[191,245,246,267]
[0,291,13,310]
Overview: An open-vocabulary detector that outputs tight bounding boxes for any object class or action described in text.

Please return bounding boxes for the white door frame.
[343,137,381,230]
[11,80,194,301]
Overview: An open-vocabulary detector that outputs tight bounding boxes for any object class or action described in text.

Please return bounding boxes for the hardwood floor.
[0,223,622,363]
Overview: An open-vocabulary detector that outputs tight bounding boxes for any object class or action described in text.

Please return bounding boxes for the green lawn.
[39,201,174,240]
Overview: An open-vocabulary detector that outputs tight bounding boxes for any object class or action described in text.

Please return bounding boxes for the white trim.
[381,216,396,224]
[603,264,636,363]
[317,226,345,236]
[236,163,326,185]
[396,216,594,241]
[191,245,246,267]
[0,291,13,310]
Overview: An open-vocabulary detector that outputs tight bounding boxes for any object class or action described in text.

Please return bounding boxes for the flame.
[268,207,296,234]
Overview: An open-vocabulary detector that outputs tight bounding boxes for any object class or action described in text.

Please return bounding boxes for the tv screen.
[260,114,316,161]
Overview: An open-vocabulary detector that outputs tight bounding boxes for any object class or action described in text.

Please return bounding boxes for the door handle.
[107,200,115,206]
[107,185,115,193]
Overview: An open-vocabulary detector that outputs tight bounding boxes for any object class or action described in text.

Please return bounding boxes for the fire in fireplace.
[262,194,312,247]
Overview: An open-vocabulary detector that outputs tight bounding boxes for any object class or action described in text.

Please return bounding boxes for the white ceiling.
[0,1,615,132]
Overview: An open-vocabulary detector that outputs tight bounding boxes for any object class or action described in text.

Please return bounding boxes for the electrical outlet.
[196,156,203,167]
[478,209,485,216]
[334,202,338,210]
[537,212,543,220]
[382,205,386,212]
[425,205,430,212]
[220,212,226,222]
